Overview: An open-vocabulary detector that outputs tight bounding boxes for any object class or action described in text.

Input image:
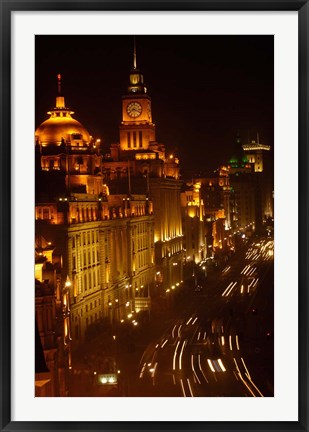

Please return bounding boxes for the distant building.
[35,237,70,396]
[180,181,207,264]
[227,134,273,235]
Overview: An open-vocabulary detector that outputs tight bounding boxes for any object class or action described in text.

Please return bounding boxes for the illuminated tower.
[119,41,156,151]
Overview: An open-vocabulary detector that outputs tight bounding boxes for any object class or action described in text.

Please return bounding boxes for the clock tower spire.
[119,38,156,151]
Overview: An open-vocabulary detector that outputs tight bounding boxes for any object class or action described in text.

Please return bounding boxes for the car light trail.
[225,281,237,296]
[229,335,233,350]
[236,335,240,350]
[222,266,231,274]
[247,376,264,397]
[139,362,146,378]
[192,317,198,325]
[173,340,181,370]
[187,378,194,397]
[186,317,193,325]
[233,358,256,397]
[203,331,207,340]
[241,357,251,380]
[241,265,250,274]
[222,282,233,296]
[198,354,209,383]
[179,379,186,397]
[197,331,201,341]
[191,354,201,384]
[178,324,182,338]
[161,339,168,348]
[207,359,216,373]
[179,340,187,370]
[221,335,225,346]
[172,324,177,339]
[217,358,226,372]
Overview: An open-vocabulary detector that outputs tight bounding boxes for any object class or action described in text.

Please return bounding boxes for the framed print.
[1,1,308,431]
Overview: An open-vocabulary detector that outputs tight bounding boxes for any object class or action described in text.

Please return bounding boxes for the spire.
[57,73,62,95]
[56,73,66,109]
[128,38,147,94]
[133,36,137,70]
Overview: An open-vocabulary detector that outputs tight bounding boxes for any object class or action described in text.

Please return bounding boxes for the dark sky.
[35,35,274,176]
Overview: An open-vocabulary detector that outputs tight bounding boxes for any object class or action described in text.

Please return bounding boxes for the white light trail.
[225,281,237,296]
[178,324,182,337]
[187,378,194,397]
[172,324,177,339]
[173,340,181,370]
[217,358,226,372]
[229,335,233,351]
[186,317,193,325]
[241,357,251,380]
[192,317,198,325]
[198,354,209,383]
[236,335,240,350]
[139,362,146,378]
[179,340,187,370]
[179,379,187,397]
[161,339,168,349]
[233,358,256,397]
[207,359,216,373]
[222,282,233,296]
[191,354,201,384]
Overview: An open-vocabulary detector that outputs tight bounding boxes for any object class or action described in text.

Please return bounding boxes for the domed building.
[35,75,91,147]
[35,75,102,195]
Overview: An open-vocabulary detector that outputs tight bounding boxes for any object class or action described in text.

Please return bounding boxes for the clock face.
[127,101,142,118]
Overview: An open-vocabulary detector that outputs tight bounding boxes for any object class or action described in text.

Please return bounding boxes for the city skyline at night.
[35,34,274,398]
[35,35,274,175]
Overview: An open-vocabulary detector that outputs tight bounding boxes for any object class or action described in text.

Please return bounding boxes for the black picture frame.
[1,1,308,431]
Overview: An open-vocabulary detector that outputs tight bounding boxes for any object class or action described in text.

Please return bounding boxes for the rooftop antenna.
[133,36,137,70]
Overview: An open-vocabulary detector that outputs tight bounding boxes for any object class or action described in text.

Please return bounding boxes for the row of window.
[82,268,100,292]
[127,131,143,148]
[72,230,99,248]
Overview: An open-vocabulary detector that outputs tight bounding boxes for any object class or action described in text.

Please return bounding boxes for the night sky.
[35,35,274,176]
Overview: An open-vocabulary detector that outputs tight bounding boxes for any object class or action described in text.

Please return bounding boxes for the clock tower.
[119,43,156,151]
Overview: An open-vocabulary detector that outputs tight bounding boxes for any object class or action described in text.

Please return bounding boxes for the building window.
[43,208,50,220]
[139,131,142,147]
[133,131,137,148]
[127,132,131,148]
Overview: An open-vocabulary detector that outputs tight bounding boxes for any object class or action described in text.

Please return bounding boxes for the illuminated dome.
[35,111,91,146]
[35,75,91,147]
